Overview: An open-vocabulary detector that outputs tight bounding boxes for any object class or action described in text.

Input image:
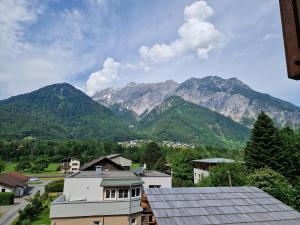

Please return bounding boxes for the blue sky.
[0,0,300,105]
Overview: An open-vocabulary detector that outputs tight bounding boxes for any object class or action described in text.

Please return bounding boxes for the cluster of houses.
[49,155,300,225]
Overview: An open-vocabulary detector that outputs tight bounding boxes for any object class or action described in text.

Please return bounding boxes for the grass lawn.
[31,207,51,225]
[132,163,141,170]
[4,163,60,176]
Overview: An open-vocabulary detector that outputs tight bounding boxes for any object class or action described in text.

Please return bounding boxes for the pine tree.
[245,112,286,173]
[142,142,163,169]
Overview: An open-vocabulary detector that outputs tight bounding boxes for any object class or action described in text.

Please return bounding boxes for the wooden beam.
[280,0,300,80]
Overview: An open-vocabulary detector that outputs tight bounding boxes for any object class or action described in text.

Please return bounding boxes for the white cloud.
[86,58,120,96]
[0,0,100,99]
[139,1,223,64]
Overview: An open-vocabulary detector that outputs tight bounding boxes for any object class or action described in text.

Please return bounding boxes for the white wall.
[141,177,172,188]
[0,185,13,193]
[194,168,209,184]
[64,178,103,202]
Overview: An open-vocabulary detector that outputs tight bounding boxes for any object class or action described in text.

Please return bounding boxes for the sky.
[0,0,300,105]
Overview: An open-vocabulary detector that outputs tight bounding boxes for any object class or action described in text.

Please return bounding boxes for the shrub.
[246,167,297,208]
[0,192,14,205]
[45,180,64,193]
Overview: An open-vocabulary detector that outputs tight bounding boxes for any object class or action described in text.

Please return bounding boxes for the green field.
[4,163,60,176]
[30,207,51,225]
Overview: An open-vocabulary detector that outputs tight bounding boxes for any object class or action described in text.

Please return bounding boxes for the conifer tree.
[245,112,286,173]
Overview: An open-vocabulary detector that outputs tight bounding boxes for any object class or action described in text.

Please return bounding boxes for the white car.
[29,177,39,182]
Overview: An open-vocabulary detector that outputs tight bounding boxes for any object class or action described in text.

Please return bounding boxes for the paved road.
[0,180,51,225]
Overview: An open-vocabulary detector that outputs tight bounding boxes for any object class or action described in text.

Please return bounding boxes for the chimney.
[96,166,102,175]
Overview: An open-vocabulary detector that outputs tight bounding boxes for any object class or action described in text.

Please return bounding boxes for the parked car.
[29,177,39,182]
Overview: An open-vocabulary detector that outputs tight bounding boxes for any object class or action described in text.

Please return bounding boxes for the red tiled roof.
[0,172,29,188]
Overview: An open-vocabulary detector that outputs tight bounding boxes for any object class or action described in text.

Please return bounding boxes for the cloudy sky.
[1,0,300,105]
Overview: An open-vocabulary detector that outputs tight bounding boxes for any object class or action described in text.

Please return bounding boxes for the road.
[0,180,51,225]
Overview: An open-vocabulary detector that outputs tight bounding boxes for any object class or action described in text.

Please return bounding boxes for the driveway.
[0,180,52,225]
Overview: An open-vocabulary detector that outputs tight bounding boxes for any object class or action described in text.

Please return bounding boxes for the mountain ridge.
[93,76,300,128]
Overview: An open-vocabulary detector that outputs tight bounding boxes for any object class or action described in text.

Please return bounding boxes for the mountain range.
[1,76,299,147]
[94,76,300,128]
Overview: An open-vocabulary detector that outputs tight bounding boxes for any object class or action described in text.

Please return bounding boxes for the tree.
[142,142,163,169]
[30,157,49,173]
[246,167,297,208]
[153,156,168,174]
[245,112,286,173]
[198,163,247,187]
[15,161,31,172]
[279,127,300,180]
[0,160,5,173]
[170,148,201,187]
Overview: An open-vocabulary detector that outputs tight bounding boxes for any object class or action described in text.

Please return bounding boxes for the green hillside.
[0,83,136,140]
[138,96,250,147]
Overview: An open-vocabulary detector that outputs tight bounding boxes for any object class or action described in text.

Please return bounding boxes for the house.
[60,157,80,173]
[141,187,300,225]
[0,172,29,197]
[106,154,132,170]
[193,158,235,183]
[80,156,126,171]
[50,166,172,225]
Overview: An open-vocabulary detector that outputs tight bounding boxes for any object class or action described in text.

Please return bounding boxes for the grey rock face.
[93,76,300,127]
[93,80,179,116]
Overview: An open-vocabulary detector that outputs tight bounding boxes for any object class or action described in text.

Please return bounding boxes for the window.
[105,189,116,199]
[93,221,100,225]
[1,189,5,192]
[131,218,137,225]
[72,163,79,166]
[131,187,141,198]
[149,185,161,188]
[118,189,129,199]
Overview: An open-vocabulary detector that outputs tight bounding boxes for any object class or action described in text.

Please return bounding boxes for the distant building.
[51,159,171,225]
[141,187,300,225]
[106,154,133,170]
[80,156,126,171]
[60,157,80,173]
[0,172,29,197]
[193,158,235,184]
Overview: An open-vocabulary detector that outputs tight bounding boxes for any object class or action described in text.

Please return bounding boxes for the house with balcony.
[193,158,235,184]
[50,165,171,225]
[60,157,80,173]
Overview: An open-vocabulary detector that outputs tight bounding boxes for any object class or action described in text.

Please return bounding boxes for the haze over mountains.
[1,76,300,147]
[94,76,300,128]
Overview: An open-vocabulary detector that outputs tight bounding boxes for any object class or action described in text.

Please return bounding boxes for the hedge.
[45,180,64,193]
[0,192,14,205]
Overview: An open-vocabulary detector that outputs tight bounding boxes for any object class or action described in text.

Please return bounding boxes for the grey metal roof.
[101,178,143,187]
[68,170,136,178]
[144,187,300,225]
[140,170,170,177]
[50,197,141,218]
[193,158,235,163]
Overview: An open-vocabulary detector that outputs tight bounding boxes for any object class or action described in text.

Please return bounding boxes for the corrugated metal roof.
[144,187,300,225]
[101,178,143,187]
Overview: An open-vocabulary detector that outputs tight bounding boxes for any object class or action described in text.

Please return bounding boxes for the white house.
[50,166,171,225]
[193,158,235,184]
[60,157,80,173]
[0,172,29,197]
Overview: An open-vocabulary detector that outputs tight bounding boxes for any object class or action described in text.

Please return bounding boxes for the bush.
[45,180,64,193]
[246,167,297,208]
[0,192,14,205]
